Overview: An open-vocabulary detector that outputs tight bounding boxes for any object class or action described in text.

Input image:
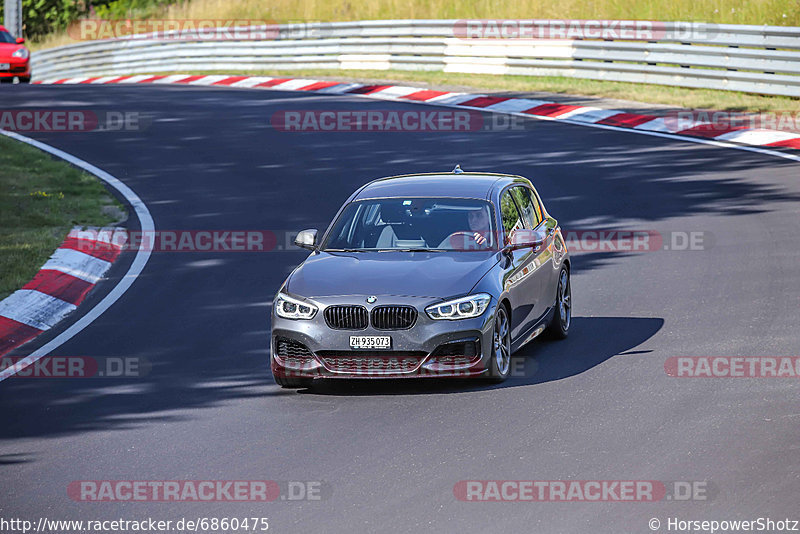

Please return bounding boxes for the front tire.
[271,358,312,388]
[487,305,512,382]
[274,374,312,388]
[546,266,571,339]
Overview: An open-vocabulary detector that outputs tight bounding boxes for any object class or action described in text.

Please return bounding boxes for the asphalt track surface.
[1,84,799,533]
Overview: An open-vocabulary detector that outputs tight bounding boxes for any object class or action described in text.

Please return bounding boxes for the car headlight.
[275,293,318,320]
[12,48,29,59]
[425,293,491,320]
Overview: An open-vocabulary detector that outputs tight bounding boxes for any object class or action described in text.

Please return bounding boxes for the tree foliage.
[0,0,172,39]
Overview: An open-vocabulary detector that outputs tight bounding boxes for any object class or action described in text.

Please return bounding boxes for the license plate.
[349,336,391,349]
[0,64,9,70]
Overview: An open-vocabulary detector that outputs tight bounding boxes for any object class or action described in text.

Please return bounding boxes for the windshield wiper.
[325,248,369,252]
[393,248,444,252]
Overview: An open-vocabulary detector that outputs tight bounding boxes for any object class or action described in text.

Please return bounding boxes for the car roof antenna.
[452,164,463,174]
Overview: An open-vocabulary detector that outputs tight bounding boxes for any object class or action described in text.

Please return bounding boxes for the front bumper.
[270,294,496,379]
[0,58,30,79]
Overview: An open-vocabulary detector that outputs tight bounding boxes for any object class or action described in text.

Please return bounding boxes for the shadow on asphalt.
[0,453,33,465]
[0,84,796,448]
[299,316,664,396]
[0,316,662,444]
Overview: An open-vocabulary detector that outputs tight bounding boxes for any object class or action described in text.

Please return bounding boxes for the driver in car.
[468,207,490,246]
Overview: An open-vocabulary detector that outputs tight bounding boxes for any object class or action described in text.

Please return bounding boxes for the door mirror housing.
[15,37,24,44]
[294,229,318,250]
[504,229,547,252]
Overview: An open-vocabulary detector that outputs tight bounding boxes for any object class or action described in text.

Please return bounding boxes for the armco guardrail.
[30,20,800,97]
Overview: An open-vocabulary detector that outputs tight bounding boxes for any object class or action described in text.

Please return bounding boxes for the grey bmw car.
[270,168,571,387]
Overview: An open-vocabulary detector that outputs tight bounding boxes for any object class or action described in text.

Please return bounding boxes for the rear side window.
[510,186,542,228]
[500,190,524,242]
[531,189,545,223]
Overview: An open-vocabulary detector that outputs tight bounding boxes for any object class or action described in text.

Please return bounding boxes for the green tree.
[0,0,170,39]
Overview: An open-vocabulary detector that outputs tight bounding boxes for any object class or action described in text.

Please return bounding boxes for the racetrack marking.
[454,102,800,163]
[0,290,77,331]
[367,86,421,99]
[305,79,800,162]
[119,74,155,84]
[31,75,800,163]
[270,78,323,91]
[715,129,800,145]
[39,248,111,284]
[151,74,194,84]
[187,75,233,86]
[484,98,551,113]
[228,76,275,88]
[60,77,92,84]
[425,93,477,106]
[0,130,155,382]
[90,76,124,84]
[313,83,364,94]
[555,107,619,123]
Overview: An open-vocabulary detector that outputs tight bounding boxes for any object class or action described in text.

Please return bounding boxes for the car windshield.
[0,31,15,44]
[322,197,497,251]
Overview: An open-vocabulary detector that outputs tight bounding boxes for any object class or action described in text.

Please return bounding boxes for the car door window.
[500,190,524,243]
[510,186,542,228]
[531,190,545,224]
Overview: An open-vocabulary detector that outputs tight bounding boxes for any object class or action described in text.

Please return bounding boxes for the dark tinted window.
[0,31,15,44]
[510,186,542,228]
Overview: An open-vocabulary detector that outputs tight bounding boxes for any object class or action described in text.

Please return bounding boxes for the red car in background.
[0,25,30,83]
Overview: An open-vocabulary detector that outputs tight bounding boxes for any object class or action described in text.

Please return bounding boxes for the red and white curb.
[33,74,800,154]
[0,227,127,357]
[0,128,154,382]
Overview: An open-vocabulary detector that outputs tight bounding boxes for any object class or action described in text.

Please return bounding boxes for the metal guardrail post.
[3,0,22,38]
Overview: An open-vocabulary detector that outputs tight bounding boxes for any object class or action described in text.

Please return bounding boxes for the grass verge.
[0,135,125,301]
[176,68,800,113]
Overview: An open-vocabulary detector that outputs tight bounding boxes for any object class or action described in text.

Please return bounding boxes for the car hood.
[0,44,24,59]
[286,250,499,299]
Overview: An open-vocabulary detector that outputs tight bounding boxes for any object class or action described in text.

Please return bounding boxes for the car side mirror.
[504,229,547,252]
[294,229,318,250]
[15,37,24,44]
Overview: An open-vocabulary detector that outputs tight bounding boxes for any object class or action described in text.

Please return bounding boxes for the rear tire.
[545,266,571,339]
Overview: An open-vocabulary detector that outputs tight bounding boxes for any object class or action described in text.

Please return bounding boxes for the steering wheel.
[442,231,489,250]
